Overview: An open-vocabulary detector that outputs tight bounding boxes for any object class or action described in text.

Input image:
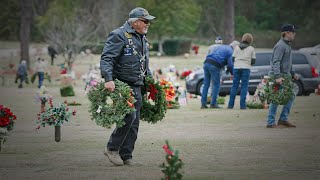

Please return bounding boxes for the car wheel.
[303,91,311,96]
[292,80,302,96]
[197,80,204,96]
[198,80,217,96]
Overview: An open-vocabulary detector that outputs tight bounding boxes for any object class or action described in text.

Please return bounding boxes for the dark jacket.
[100,21,151,86]
[17,63,27,76]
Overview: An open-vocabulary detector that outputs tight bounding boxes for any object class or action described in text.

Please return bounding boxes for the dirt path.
[0,48,320,179]
[0,84,320,179]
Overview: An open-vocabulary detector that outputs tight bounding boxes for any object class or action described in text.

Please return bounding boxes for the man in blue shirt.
[201,41,239,109]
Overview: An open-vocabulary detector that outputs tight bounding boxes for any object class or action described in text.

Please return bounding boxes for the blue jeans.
[267,95,295,125]
[38,72,44,88]
[201,63,221,106]
[228,69,250,109]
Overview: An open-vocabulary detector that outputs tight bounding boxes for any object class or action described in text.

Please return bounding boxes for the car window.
[292,53,308,64]
[254,53,272,66]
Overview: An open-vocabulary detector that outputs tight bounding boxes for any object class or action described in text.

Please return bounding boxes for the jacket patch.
[125,32,132,38]
[124,48,133,56]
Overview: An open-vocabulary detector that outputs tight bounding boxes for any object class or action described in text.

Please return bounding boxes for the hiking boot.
[266,124,278,128]
[123,159,143,166]
[200,105,208,109]
[278,120,296,128]
[103,148,123,166]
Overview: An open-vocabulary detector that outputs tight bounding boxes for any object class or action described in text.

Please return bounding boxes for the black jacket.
[100,21,151,86]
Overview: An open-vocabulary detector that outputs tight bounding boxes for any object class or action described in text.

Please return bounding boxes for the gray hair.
[128,18,139,23]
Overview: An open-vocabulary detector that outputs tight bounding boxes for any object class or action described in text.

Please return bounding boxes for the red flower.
[163,145,174,155]
[181,70,192,78]
[72,110,76,116]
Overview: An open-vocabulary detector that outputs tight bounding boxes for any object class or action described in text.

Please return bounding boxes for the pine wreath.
[87,79,136,128]
[264,74,294,105]
[246,101,264,109]
[141,76,167,124]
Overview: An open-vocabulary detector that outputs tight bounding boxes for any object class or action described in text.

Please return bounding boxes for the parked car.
[186,51,320,96]
[299,44,320,63]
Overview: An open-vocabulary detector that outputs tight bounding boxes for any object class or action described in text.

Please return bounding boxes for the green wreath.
[264,74,294,105]
[87,79,136,128]
[141,76,167,124]
[246,101,264,109]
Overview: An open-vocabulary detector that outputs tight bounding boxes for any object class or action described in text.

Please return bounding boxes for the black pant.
[107,85,142,161]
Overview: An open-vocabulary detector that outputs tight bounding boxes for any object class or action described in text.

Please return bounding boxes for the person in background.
[207,36,223,55]
[34,58,47,88]
[200,41,240,109]
[16,60,28,88]
[228,33,256,109]
[266,24,299,128]
[100,7,155,166]
[48,45,58,66]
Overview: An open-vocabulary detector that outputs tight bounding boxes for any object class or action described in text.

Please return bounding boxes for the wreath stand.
[0,137,4,152]
[55,125,61,142]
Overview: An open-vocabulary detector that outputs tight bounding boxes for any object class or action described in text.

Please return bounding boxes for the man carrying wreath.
[100,7,155,165]
[266,24,299,128]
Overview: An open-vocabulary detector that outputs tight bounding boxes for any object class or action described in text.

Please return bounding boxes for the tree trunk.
[224,0,235,44]
[20,0,33,69]
[158,36,165,56]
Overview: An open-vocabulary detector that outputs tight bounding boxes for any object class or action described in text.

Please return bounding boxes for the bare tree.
[37,0,134,69]
[224,0,235,44]
[20,0,33,69]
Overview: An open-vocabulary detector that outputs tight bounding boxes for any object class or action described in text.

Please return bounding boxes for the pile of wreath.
[87,77,167,128]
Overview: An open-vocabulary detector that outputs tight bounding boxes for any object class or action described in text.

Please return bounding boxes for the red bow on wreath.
[273,84,280,92]
[147,84,158,101]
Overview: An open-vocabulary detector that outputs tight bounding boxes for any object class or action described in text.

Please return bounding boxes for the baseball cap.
[129,7,155,21]
[216,36,222,40]
[281,24,297,32]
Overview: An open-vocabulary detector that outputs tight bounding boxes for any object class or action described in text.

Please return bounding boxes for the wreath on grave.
[264,74,294,105]
[87,79,136,128]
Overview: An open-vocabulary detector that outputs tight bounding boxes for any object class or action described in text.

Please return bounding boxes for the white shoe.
[123,159,143,166]
[103,147,123,166]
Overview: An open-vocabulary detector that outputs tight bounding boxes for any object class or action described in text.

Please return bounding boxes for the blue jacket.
[204,45,234,72]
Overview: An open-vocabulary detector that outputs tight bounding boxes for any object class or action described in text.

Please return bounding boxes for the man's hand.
[275,77,284,84]
[104,81,115,92]
[293,74,299,80]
